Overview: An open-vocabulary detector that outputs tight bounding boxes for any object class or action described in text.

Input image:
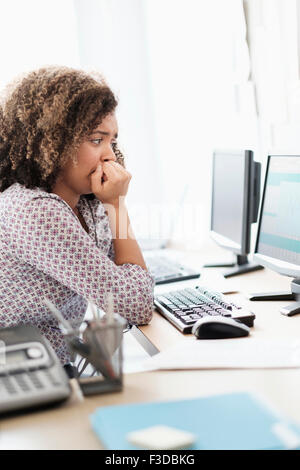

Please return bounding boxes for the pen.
[43,297,75,335]
[100,292,124,356]
[105,293,114,325]
[90,303,99,321]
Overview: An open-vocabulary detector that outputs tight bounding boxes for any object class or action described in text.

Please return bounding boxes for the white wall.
[0,0,80,90]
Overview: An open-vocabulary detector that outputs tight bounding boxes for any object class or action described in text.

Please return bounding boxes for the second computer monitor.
[251,155,300,314]
[255,155,300,273]
[207,149,262,277]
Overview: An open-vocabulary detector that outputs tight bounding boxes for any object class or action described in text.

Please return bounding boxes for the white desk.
[1,257,300,449]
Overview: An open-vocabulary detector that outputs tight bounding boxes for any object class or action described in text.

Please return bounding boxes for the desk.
[2,258,300,449]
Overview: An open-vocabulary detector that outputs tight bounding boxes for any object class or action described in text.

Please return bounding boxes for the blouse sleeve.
[3,196,154,325]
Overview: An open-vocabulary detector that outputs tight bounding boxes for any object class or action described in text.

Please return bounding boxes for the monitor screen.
[210,150,255,255]
[212,151,246,246]
[255,155,300,275]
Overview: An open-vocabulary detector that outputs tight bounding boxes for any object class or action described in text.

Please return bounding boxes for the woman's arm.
[3,197,154,325]
[105,199,147,269]
[91,162,147,270]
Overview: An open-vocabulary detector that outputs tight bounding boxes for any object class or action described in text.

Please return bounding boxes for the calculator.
[0,324,71,414]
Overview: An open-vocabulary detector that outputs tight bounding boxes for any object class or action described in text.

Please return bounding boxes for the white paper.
[142,337,300,371]
[123,330,153,374]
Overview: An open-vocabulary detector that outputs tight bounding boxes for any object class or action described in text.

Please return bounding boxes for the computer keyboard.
[144,255,200,285]
[154,285,255,333]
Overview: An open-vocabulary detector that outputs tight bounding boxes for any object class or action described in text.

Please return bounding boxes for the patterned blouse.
[0,183,154,363]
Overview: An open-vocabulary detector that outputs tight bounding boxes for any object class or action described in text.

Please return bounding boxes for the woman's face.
[59,113,118,196]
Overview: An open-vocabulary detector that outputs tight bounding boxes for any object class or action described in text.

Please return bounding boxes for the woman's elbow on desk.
[131,302,153,326]
[95,262,154,326]
[111,296,153,326]
[118,265,154,325]
[118,285,154,326]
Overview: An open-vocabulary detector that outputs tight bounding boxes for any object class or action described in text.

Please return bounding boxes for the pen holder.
[66,314,126,396]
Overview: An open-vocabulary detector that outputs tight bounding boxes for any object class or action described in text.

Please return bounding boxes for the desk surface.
[2,253,300,450]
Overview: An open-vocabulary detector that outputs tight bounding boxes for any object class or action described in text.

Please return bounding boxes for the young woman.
[0,66,154,364]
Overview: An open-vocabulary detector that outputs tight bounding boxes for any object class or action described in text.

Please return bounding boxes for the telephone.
[0,324,71,414]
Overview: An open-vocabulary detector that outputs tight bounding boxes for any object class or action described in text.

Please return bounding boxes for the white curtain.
[143,0,256,247]
[245,0,300,156]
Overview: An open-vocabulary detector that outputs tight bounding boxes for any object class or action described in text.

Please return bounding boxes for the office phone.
[0,324,71,414]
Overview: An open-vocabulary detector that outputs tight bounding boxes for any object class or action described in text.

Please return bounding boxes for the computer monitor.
[204,149,262,277]
[251,154,300,316]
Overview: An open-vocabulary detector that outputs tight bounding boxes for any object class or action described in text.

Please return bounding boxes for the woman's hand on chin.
[90,162,131,208]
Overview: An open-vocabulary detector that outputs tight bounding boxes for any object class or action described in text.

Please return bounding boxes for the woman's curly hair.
[0,66,125,192]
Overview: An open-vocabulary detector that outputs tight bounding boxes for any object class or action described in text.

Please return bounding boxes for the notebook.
[90,392,300,450]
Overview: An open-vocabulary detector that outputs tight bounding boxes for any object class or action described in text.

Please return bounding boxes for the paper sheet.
[142,337,300,370]
[123,330,153,374]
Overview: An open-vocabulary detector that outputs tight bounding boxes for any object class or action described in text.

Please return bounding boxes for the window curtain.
[244,0,300,157]
[143,0,256,247]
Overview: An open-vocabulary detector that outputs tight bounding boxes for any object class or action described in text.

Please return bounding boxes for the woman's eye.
[90,138,103,145]
[89,139,117,146]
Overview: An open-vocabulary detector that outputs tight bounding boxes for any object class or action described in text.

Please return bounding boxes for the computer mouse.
[192,316,250,339]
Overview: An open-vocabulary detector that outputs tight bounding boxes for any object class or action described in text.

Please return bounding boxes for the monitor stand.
[204,255,264,278]
[248,278,300,307]
[280,279,300,317]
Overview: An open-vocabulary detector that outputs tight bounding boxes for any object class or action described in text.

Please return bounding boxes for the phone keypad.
[2,376,18,395]
[14,374,31,392]
[0,369,65,397]
[28,371,44,389]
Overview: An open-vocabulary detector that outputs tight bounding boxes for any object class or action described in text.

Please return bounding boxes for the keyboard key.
[230,302,242,310]
[192,308,204,313]
[190,314,202,320]
[176,311,193,317]
[156,296,171,304]
[181,316,196,324]
[215,307,231,316]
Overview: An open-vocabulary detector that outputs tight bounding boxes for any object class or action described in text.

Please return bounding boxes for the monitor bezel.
[254,154,300,278]
[210,149,253,256]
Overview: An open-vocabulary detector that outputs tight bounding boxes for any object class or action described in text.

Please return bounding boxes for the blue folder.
[90,392,300,450]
